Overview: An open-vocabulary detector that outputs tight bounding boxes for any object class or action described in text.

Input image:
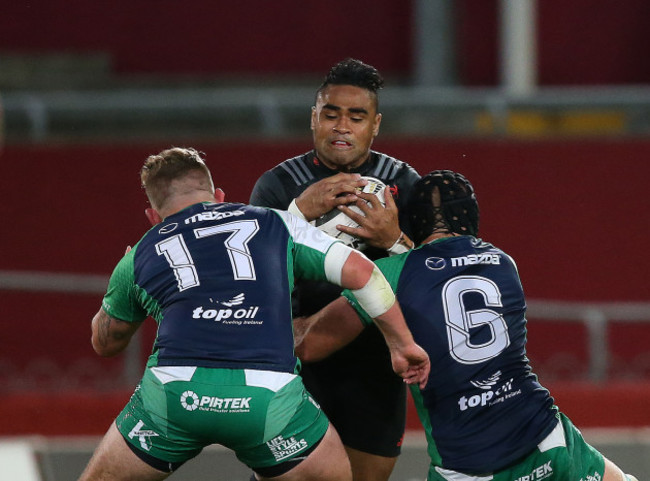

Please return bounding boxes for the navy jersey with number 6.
[345,236,558,473]
[102,202,341,374]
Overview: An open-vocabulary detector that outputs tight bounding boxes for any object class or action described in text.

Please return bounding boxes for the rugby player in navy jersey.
[296,170,638,481]
[77,147,429,481]
[250,58,420,481]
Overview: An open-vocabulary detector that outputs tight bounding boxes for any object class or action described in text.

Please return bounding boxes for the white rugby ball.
[312,176,386,251]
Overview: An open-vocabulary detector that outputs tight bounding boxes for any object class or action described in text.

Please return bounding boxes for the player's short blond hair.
[140,147,214,210]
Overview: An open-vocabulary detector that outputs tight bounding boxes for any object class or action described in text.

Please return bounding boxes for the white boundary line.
[0,440,42,481]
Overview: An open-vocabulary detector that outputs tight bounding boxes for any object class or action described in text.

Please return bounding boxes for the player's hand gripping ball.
[312,176,386,251]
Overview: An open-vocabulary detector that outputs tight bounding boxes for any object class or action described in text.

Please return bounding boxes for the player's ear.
[310,106,317,131]
[214,188,225,203]
[372,113,382,137]
[145,208,163,226]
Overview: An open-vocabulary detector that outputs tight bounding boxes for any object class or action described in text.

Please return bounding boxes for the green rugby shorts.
[428,413,605,481]
[115,366,328,471]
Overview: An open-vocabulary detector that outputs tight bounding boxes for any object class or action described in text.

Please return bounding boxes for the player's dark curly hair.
[316,58,384,108]
[407,170,480,245]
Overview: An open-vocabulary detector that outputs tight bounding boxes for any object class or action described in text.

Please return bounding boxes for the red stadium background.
[1,0,649,438]
[1,138,649,435]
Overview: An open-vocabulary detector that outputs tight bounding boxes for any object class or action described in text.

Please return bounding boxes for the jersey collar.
[310,150,379,176]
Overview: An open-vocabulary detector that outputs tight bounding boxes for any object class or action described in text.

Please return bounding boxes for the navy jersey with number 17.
[345,236,558,474]
[102,202,341,374]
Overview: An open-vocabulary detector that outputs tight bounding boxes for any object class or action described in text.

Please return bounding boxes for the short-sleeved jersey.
[250,149,419,316]
[345,236,558,473]
[250,150,420,262]
[102,202,340,374]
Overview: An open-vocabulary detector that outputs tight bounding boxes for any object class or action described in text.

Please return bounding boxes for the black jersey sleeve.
[250,169,291,209]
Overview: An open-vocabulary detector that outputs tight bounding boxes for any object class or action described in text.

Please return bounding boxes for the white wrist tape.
[323,242,353,286]
[287,199,308,221]
[352,265,396,318]
[387,232,412,256]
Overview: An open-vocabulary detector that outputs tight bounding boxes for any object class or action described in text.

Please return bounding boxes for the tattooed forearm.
[96,310,113,347]
[91,308,141,356]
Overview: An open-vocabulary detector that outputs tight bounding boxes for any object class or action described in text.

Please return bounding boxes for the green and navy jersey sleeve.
[342,252,409,326]
[102,245,148,323]
[271,208,342,282]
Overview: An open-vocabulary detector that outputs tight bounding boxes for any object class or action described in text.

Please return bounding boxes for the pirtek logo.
[180,390,252,412]
[514,461,553,481]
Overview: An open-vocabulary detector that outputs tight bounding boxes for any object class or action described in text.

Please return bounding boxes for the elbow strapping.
[351,266,395,318]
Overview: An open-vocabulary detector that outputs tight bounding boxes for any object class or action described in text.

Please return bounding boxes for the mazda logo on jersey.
[425,257,446,270]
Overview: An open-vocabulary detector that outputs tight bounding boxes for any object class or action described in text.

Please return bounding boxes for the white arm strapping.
[323,242,353,286]
[323,243,395,318]
[351,265,396,319]
[287,199,308,221]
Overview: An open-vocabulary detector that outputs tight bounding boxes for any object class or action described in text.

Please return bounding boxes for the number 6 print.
[443,276,510,364]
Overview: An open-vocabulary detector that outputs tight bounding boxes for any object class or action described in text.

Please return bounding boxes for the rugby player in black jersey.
[250,58,420,481]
